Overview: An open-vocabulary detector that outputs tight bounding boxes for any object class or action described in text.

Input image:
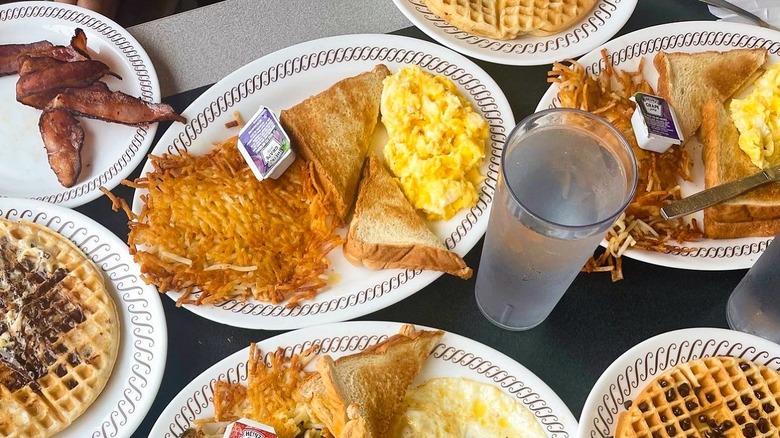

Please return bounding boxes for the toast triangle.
[654,48,768,140]
[280,64,391,222]
[296,325,443,438]
[343,155,472,279]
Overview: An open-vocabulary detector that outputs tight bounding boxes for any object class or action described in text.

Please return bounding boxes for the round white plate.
[579,327,780,438]
[537,21,780,271]
[150,320,578,438]
[132,33,514,330]
[392,0,637,66]
[0,1,164,208]
[0,198,167,438]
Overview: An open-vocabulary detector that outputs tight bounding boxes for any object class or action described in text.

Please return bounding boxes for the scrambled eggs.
[388,377,546,438]
[730,63,780,169]
[381,65,488,220]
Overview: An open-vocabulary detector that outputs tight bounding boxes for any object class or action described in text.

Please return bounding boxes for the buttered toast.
[296,325,443,438]
[343,155,473,279]
[700,99,780,238]
[280,64,391,223]
[655,48,768,141]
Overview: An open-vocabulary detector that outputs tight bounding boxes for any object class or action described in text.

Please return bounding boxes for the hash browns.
[548,50,704,281]
[243,346,315,436]
[198,345,327,438]
[116,137,342,306]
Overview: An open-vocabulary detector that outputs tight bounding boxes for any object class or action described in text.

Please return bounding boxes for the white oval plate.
[132,34,514,330]
[0,1,164,208]
[0,198,167,438]
[150,320,577,438]
[392,0,637,66]
[579,327,780,438]
[537,21,780,270]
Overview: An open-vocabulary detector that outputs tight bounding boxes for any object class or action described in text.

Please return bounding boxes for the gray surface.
[128,0,411,96]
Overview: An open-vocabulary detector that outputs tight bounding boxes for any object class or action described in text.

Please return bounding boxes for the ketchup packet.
[223,418,278,438]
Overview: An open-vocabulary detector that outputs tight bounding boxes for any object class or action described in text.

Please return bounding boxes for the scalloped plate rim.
[391,0,638,66]
[130,33,515,330]
[0,197,168,438]
[536,20,780,271]
[578,327,780,438]
[149,320,578,438]
[0,1,162,208]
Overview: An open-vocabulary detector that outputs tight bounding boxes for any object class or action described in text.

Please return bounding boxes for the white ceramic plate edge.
[150,320,577,438]
[0,1,162,208]
[577,327,780,438]
[536,20,780,271]
[0,198,168,438]
[130,33,514,330]
[391,0,638,66]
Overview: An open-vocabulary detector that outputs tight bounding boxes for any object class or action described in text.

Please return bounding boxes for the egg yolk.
[381,65,488,220]
[388,377,547,438]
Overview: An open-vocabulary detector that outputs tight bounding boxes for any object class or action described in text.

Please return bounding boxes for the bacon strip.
[6,28,186,189]
[32,45,89,64]
[39,109,84,188]
[0,41,90,77]
[0,41,53,76]
[16,55,62,75]
[69,28,90,60]
[16,57,111,109]
[22,82,112,113]
[48,87,187,126]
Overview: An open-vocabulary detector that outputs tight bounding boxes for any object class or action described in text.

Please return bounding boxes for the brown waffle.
[0,218,120,438]
[503,0,600,36]
[423,0,599,40]
[616,356,780,438]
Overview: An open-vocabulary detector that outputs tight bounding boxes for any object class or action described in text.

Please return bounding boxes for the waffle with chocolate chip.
[616,356,780,438]
[0,218,120,438]
[423,0,599,40]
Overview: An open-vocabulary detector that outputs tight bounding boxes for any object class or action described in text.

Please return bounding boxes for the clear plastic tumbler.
[475,108,638,331]
[726,234,780,342]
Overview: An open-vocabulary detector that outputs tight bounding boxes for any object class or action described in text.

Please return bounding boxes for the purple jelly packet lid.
[631,92,683,142]
[237,106,295,181]
[630,92,684,153]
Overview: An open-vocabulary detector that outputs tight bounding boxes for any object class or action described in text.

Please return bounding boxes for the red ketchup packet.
[223,418,278,438]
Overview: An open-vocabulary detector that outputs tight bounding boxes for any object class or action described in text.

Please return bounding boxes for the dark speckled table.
[71,1,743,436]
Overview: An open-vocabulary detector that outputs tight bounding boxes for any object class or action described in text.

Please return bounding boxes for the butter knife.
[660,164,780,220]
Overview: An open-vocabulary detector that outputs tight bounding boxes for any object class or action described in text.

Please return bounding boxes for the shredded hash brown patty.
[548,50,704,281]
[116,137,342,306]
[203,345,326,438]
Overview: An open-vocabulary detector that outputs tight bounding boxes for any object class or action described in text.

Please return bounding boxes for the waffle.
[0,218,120,438]
[423,0,599,39]
[616,356,780,438]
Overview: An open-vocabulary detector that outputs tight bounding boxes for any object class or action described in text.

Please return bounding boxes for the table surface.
[37,0,755,436]
[127,0,413,96]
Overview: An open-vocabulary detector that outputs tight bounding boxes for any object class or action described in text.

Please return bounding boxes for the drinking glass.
[474,108,638,331]
[726,234,780,342]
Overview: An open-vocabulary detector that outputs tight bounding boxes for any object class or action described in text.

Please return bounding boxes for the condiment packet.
[629,92,684,153]
[222,418,278,438]
[237,106,295,181]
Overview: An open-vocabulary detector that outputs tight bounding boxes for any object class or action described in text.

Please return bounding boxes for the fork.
[698,0,780,32]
